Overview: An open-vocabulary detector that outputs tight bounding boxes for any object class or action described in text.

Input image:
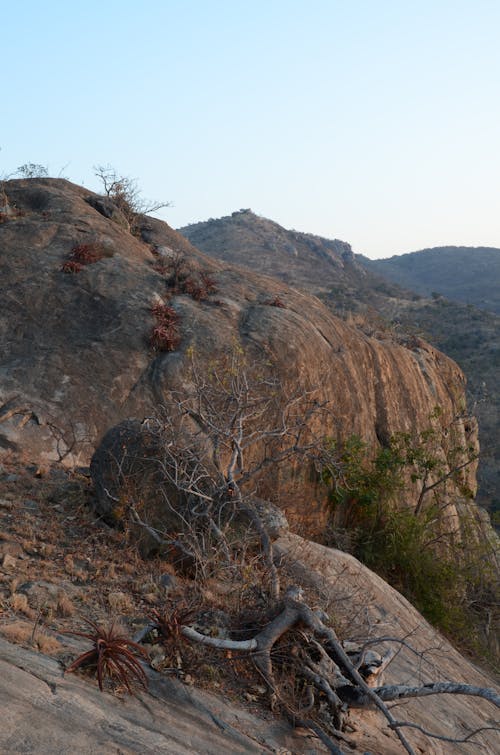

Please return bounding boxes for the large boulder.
[90,419,192,555]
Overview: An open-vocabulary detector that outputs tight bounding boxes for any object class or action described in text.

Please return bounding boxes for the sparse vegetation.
[149,302,181,352]
[61,241,111,273]
[0,385,498,752]
[93,164,170,233]
[151,250,218,302]
[321,428,498,658]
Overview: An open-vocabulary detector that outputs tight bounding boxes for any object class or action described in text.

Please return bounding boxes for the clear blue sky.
[2,1,499,258]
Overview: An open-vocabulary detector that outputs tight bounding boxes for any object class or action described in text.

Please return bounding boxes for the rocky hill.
[1,180,498,753]
[180,212,500,520]
[0,181,476,532]
[360,246,500,314]
[180,209,361,293]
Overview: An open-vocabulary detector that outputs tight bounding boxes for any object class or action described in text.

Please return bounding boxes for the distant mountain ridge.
[181,209,370,294]
[360,246,500,314]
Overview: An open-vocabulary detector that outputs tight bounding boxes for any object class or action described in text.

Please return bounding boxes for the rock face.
[179,211,500,519]
[0,537,498,754]
[0,635,302,754]
[0,179,479,536]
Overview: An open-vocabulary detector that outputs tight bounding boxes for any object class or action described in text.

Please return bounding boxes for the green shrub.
[322,430,497,659]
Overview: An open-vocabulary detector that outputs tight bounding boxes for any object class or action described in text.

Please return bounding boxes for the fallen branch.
[174,587,500,755]
[371,682,500,707]
[389,721,500,745]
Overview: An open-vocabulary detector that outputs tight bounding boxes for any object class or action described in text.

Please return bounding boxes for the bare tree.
[93,164,171,227]
[15,163,49,178]
[134,584,500,755]
[124,348,334,599]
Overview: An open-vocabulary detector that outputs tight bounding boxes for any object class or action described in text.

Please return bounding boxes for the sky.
[2,0,499,259]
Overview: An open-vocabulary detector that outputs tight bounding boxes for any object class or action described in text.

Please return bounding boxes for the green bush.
[322,431,497,658]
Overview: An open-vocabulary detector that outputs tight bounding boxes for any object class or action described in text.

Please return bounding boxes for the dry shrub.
[57,591,75,617]
[9,593,36,619]
[107,591,134,613]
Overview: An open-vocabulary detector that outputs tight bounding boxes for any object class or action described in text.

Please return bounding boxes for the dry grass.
[107,591,134,613]
[0,620,61,654]
[0,621,33,644]
[0,458,342,718]
[9,593,37,620]
[36,632,62,654]
[56,591,75,617]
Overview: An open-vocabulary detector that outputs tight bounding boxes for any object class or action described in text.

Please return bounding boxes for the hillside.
[181,209,403,302]
[360,246,500,314]
[0,458,499,755]
[180,212,500,520]
[1,180,498,753]
[0,182,472,528]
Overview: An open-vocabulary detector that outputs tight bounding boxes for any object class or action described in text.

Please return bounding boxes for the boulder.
[90,419,189,555]
[85,194,130,230]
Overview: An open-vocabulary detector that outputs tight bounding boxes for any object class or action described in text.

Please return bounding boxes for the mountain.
[360,246,500,314]
[180,209,396,300]
[180,212,500,520]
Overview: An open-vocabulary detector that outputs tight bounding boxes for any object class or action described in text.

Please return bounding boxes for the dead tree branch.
[173,586,500,755]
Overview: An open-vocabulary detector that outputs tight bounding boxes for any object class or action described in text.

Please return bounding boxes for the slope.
[361,246,500,314]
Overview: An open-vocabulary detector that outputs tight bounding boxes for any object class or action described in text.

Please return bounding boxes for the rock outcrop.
[0,181,499,753]
[0,178,480,536]
[0,635,303,754]
[179,210,500,520]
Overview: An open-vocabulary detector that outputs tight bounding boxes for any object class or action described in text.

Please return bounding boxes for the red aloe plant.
[65,619,149,693]
[61,242,107,273]
[150,302,181,351]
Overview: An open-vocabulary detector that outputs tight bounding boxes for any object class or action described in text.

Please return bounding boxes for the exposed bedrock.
[0,179,481,538]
